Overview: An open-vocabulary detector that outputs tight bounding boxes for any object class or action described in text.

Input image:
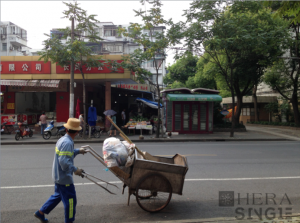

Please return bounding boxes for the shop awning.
[0,80,60,88]
[167,94,222,102]
[136,98,163,109]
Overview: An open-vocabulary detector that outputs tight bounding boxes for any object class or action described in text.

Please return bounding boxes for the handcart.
[80,116,189,213]
[82,145,188,213]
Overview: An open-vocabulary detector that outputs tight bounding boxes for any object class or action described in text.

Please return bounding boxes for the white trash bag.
[103,137,128,167]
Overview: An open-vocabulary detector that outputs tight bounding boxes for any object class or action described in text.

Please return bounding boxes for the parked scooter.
[15,122,33,141]
[43,120,66,140]
[1,122,14,134]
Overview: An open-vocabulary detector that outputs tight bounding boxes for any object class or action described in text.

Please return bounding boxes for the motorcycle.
[43,120,66,140]
[15,122,33,141]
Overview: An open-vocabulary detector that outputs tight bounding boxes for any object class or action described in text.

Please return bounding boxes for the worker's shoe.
[34,210,49,223]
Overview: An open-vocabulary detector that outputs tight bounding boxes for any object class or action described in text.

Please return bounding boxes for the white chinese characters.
[86,66,91,71]
[0,64,2,72]
[22,64,29,71]
[98,66,103,70]
[9,64,15,71]
[36,64,42,71]
[64,65,69,71]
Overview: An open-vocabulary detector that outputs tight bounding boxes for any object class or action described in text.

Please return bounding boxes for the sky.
[1,0,193,66]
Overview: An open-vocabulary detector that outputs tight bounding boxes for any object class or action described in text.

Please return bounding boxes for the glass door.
[174,103,181,131]
[183,104,190,131]
[191,104,199,131]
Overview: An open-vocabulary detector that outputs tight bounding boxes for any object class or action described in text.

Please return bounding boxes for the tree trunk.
[156,82,161,138]
[233,92,243,126]
[230,68,235,137]
[291,95,300,126]
[252,85,259,122]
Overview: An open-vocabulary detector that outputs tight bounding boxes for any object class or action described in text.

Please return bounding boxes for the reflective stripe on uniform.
[69,198,74,219]
[55,147,74,157]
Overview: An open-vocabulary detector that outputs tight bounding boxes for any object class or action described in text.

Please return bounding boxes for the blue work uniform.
[40,134,80,223]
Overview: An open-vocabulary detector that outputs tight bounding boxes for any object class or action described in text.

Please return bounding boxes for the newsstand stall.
[162,88,222,134]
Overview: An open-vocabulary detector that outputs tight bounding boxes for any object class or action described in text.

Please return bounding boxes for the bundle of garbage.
[103,137,136,168]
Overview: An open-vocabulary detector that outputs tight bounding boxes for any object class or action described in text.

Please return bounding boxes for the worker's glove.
[74,168,83,176]
[79,148,87,155]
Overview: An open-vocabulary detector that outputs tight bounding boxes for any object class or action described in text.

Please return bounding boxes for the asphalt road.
[1,141,300,223]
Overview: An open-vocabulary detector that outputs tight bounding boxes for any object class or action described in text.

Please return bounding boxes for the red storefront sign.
[56,60,124,74]
[117,84,149,91]
[0,61,51,74]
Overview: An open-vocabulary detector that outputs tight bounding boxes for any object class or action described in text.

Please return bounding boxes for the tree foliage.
[118,0,181,138]
[182,1,289,136]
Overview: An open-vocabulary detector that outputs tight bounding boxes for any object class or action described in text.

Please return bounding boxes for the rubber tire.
[29,130,33,137]
[15,133,21,141]
[135,173,172,213]
[43,132,51,140]
[94,131,100,138]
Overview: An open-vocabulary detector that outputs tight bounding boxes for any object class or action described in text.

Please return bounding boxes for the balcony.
[0,50,24,56]
[8,35,27,47]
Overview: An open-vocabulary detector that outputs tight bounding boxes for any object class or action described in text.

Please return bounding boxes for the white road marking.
[2,177,300,189]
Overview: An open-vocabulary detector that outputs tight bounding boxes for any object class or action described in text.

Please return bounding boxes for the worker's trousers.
[40,183,77,223]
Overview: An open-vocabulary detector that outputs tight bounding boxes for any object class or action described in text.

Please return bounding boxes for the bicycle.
[77,125,100,138]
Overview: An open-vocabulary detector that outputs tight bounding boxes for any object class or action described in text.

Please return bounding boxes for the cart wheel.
[43,132,51,140]
[15,133,21,141]
[29,130,33,137]
[136,173,172,213]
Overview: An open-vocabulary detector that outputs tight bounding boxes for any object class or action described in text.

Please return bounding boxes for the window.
[104,44,123,52]
[104,28,117,37]
[242,108,250,116]
[21,29,27,40]
[2,43,7,51]
[145,59,163,68]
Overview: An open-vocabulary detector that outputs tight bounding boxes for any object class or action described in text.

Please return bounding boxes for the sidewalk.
[1,125,298,145]
[132,214,300,223]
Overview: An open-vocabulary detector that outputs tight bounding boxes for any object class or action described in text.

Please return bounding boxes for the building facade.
[0,21,31,56]
[50,22,166,88]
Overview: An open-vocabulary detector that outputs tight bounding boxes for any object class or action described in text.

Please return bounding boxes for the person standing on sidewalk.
[40,112,48,135]
[34,118,86,223]
[121,109,126,126]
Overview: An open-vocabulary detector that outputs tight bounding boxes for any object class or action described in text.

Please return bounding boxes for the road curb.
[130,214,300,223]
[0,138,290,145]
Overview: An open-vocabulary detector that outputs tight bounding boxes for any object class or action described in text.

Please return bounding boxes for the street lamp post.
[69,17,75,118]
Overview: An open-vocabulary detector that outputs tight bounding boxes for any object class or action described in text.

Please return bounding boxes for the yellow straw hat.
[63,118,82,131]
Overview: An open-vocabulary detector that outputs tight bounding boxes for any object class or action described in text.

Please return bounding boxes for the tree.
[264,59,300,125]
[184,1,289,136]
[263,1,300,126]
[119,0,181,138]
[39,1,115,137]
[164,52,198,87]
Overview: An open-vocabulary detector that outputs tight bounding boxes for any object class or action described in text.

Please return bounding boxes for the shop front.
[0,55,137,126]
[162,88,222,134]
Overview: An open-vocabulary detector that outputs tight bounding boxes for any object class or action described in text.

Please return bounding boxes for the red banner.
[0,61,51,74]
[56,60,124,74]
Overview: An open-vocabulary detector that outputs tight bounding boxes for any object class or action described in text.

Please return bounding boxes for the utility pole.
[69,17,75,118]
[6,24,9,56]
